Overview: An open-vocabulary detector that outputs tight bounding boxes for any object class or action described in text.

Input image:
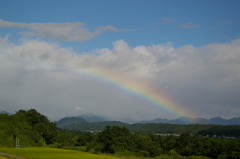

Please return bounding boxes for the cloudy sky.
[0,0,240,121]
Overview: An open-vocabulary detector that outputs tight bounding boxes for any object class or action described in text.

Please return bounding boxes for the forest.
[0,109,240,159]
[56,117,240,137]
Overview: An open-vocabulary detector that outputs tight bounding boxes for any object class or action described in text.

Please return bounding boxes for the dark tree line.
[57,119,240,138]
[54,126,240,159]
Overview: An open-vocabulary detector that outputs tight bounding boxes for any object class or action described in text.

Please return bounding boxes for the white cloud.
[0,36,240,120]
[0,19,126,42]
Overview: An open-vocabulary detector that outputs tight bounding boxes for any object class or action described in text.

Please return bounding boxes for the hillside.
[140,116,240,125]
[77,113,106,122]
[56,116,240,137]
[0,109,58,147]
[57,117,129,131]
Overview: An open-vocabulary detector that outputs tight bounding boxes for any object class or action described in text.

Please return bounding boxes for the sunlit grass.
[0,147,121,159]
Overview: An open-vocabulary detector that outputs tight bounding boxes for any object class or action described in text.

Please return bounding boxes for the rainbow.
[65,65,193,122]
[1,39,193,122]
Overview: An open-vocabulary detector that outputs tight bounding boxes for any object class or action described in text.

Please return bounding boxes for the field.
[0,147,122,159]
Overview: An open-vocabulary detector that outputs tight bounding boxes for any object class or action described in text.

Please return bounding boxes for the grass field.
[0,147,122,159]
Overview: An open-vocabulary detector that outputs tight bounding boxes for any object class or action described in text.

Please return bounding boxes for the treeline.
[0,109,58,147]
[1,109,240,159]
[57,117,240,137]
[129,123,240,137]
[54,126,240,159]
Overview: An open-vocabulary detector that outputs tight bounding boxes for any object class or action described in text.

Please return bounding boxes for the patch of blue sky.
[0,0,239,53]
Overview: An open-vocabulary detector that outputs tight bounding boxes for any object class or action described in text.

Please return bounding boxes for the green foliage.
[175,133,193,156]
[57,118,240,138]
[97,126,134,153]
[15,109,58,144]
[198,125,240,137]
[93,126,240,158]
[134,133,162,157]
[1,111,240,159]
[137,150,150,157]
[75,132,96,146]
[168,149,178,156]
[0,109,58,147]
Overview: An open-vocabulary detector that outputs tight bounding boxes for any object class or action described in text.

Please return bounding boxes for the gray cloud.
[0,19,125,42]
[0,36,240,120]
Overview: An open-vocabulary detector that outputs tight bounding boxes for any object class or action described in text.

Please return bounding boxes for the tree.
[175,133,193,156]
[162,135,177,153]
[75,132,96,146]
[15,109,58,144]
[97,126,134,153]
[134,133,162,157]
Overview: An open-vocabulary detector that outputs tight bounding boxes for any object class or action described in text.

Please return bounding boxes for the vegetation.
[0,109,57,147]
[1,109,240,159]
[0,147,121,159]
[52,126,240,159]
[57,117,240,137]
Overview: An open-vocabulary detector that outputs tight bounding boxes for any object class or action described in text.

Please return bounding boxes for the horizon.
[1,110,239,122]
[1,0,240,121]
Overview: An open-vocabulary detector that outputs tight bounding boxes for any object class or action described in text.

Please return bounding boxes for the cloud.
[177,22,200,29]
[0,36,240,120]
[75,107,86,111]
[0,19,126,42]
[161,18,177,24]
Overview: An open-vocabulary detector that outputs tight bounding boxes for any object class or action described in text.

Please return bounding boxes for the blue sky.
[1,0,239,52]
[0,0,240,121]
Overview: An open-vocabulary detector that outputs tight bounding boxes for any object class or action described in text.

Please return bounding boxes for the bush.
[137,150,150,157]
[168,149,178,156]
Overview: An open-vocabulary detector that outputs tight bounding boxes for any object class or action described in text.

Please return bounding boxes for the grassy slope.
[0,147,121,159]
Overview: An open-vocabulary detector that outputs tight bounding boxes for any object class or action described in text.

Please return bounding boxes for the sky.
[0,0,240,121]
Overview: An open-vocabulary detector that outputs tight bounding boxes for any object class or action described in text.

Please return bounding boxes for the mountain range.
[76,113,107,122]
[56,115,240,136]
[1,110,239,125]
[140,116,240,125]
[56,113,240,126]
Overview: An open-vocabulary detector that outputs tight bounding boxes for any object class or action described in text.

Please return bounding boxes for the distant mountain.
[141,118,171,124]
[56,116,128,131]
[57,117,88,129]
[0,111,14,115]
[205,117,240,125]
[56,113,240,131]
[119,117,139,124]
[227,117,240,125]
[77,113,106,122]
[150,116,240,125]
[207,117,227,125]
